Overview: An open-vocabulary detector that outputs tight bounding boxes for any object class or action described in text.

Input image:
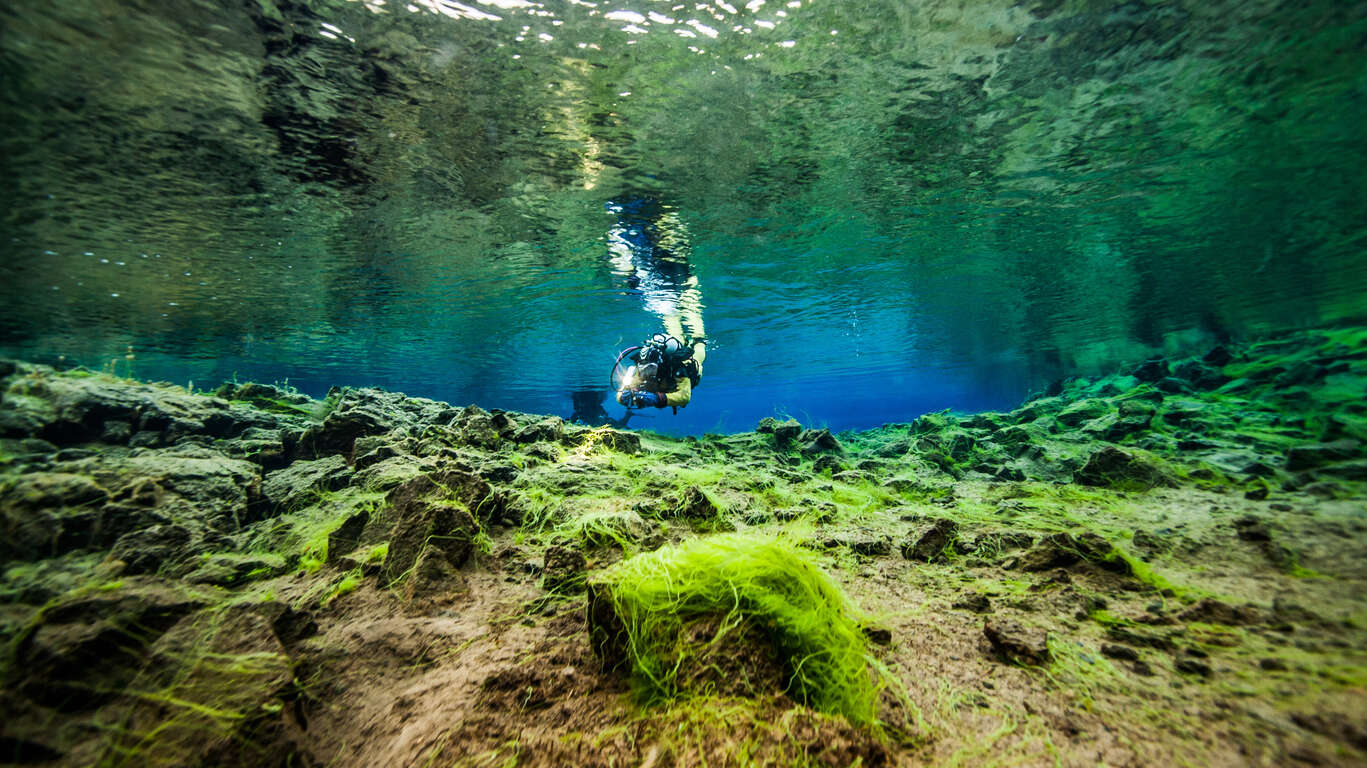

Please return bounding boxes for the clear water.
[2,0,1365,434]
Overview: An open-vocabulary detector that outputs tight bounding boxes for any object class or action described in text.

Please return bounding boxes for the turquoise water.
[2,0,1365,434]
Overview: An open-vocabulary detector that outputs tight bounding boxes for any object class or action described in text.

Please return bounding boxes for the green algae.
[2,327,1366,765]
[593,533,885,725]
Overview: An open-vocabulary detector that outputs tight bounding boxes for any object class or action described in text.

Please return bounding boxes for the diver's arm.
[662,377,692,408]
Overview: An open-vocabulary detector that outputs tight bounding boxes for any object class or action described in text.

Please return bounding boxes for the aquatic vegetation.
[589,533,885,725]
[1,325,1364,765]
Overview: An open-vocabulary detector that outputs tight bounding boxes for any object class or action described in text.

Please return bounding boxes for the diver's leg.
[663,313,686,345]
[679,277,706,368]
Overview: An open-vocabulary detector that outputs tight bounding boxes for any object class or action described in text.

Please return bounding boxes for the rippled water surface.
[2,0,1365,433]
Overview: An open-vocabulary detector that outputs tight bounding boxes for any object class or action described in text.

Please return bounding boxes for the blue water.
[2,0,1365,434]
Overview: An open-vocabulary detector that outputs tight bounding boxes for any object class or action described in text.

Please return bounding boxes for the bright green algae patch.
[591,533,883,725]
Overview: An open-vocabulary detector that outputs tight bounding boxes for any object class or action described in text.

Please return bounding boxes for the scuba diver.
[604,196,708,412]
[614,332,706,412]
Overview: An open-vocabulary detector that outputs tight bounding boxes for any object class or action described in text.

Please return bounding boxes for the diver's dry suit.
[617,334,706,410]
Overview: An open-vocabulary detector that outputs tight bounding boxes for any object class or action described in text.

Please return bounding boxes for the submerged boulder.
[1130,358,1169,383]
[586,534,882,724]
[798,428,842,455]
[261,455,353,512]
[1055,398,1111,428]
[109,523,197,575]
[1073,446,1174,490]
[10,580,207,711]
[380,475,480,586]
[674,486,721,520]
[542,544,587,593]
[1285,439,1362,471]
[901,518,959,562]
[983,619,1051,666]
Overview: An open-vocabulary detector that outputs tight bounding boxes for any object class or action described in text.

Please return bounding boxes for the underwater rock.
[1203,346,1235,366]
[769,420,804,446]
[1104,624,1176,651]
[454,407,501,448]
[1117,399,1157,419]
[326,508,371,562]
[1130,529,1169,555]
[304,395,394,457]
[983,619,1050,666]
[109,446,265,529]
[434,467,508,524]
[542,544,587,593]
[1055,398,1111,428]
[261,454,353,512]
[812,454,845,474]
[1154,377,1193,394]
[1203,451,1276,478]
[1071,531,1133,575]
[674,486,721,520]
[513,416,564,444]
[1130,358,1170,383]
[1013,534,1082,572]
[1285,439,1362,471]
[952,593,992,613]
[911,412,957,434]
[472,456,513,481]
[120,601,297,766]
[798,428,842,455]
[1177,599,1261,626]
[1174,657,1213,677]
[1234,515,1272,542]
[901,518,959,562]
[220,426,290,469]
[1315,460,1367,481]
[11,580,206,711]
[1073,446,1174,490]
[226,382,312,413]
[1172,360,1228,390]
[1100,643,1139,661]
[403,547,464,597]
[353,454,437,492]
[351,432,407,470]
[186,553,288,586]
[991,424,1042,457]
[1289,712,1367,752]
[829,532,892,557]
[585,581,631,674]
[1,471,108,513]
[593,428,641,454]
[1087,399,1155,441]
[109,523,197,575]
[380,476,479,585]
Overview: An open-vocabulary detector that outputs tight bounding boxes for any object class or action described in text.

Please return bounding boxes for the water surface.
[2,0,1364,433]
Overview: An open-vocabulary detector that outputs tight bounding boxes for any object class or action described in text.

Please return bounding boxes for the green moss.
[1107,547,1201,599]
[556,506,645,551]
[1087,609,1133,627]
[1044,637,1126,712]
[325,569,364,604]
[597,533,886,725]
[362,542,389,564]
[261,489,386,571]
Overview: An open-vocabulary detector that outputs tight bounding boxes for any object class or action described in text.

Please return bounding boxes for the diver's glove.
[619,389,665,408]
